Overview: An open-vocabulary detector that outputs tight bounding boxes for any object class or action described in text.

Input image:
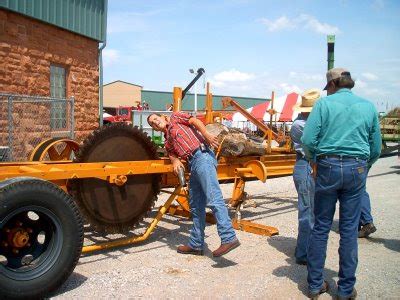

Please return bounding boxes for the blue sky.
[103,0,400,112]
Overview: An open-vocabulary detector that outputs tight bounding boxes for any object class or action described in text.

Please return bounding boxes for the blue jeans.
[293,158,315,262]
[307,157,368,297]
[187,149,237,250]
[360,190,373,228]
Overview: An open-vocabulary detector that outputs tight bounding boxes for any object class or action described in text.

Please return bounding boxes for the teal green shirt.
[301,89,381,166]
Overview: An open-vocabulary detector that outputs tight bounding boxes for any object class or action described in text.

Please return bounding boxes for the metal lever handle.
[177,167,186,187]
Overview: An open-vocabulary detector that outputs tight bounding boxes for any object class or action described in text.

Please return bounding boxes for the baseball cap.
[323,67,351,90]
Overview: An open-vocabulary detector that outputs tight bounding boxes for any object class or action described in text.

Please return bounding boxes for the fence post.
[70,96,75,139]
[7,96,13,161]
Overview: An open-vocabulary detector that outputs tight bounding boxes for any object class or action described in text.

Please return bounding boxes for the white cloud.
[299,14,340,35]
[103,49,120,66]
[259,16,296,32]
[210,79,226,88]
[213,69,255,83]
[279,83,301,94]
[208,70,324,99]
[209,69,255,92]
[355,79,368,88]
[259,14,339,35]
[361,72,378,81]
[305,74,324,81]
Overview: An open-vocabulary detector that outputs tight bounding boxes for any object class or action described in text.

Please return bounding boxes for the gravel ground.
[53,155,400,299]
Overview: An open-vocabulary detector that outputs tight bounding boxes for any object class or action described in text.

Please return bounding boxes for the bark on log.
[206,123,267,157]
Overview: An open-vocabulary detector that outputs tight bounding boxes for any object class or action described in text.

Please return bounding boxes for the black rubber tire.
[0,178,84,299]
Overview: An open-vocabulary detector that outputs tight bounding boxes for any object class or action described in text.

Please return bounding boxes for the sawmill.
[0,72,296,298]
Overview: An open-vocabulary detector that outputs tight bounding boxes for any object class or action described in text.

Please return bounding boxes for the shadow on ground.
[268,236,338,297]
[365,237,400,252]
[368,169,400,178]
[211,255,238,268]
[79,214,195,265]
[233,195,298,221]
[51,272,88,297]
[77,191,288,269]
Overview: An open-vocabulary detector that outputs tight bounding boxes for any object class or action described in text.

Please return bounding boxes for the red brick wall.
[0,9,99,142]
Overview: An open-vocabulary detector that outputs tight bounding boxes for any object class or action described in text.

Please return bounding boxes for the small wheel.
[0,178,84,299]
[29,138,80,161]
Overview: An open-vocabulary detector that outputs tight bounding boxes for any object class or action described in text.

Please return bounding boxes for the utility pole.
[327,35,335,70]
[189,68,205,116]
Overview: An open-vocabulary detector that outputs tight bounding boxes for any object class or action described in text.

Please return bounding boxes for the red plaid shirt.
[164,112,206,160]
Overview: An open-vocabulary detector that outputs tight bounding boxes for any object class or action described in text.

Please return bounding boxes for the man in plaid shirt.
[147,112,240,257]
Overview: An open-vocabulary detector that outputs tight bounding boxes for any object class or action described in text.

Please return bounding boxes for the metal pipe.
[173,87,182,112]
[70,96,75,139]
[205,82,213,124]
[98,0,108,127]
[221,96,278,139]
[7,96,13,161]
[182,68,205,99]
[268,91,275,153]
[327,35,335,70]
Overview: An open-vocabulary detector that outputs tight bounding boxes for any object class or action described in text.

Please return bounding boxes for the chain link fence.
[0,93,74,161]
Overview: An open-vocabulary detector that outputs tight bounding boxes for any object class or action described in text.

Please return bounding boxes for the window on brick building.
[50,65,67,129]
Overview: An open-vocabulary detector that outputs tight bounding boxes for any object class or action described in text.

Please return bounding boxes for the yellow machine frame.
[0,83,295,254]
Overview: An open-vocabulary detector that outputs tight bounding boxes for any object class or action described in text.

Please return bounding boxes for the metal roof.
[141,90,269,111]
[0,0,107,42]
[104,80,143,88]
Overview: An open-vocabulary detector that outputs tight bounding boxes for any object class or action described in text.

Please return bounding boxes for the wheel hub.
[10,228,30,248]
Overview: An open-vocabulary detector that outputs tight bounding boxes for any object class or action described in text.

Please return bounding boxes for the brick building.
[0,1,106,160]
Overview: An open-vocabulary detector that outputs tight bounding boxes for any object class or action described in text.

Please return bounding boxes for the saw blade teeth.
[68,123,161,234]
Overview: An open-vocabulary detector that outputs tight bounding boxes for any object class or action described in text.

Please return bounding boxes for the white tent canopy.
[232,92,301,129]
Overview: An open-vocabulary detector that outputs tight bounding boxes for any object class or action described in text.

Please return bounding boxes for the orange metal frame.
[0,83,295,253]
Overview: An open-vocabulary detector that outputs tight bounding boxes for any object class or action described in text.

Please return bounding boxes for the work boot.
[295,258,307,265]
[358,223,377,238]
[336,288,357,300]
[177,245,203,256]
[308,281,329,299]
[212,239,240,257]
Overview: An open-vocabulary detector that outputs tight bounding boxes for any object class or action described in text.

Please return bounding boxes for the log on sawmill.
[205,123,267,157]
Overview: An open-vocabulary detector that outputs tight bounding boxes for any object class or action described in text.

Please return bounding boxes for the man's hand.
[204,132,220,149]
[189,117,220,149]
[311,161,317,179]
[171,159,185,175]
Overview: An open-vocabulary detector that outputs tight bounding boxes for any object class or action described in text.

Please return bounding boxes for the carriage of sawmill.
[0,79,295,298]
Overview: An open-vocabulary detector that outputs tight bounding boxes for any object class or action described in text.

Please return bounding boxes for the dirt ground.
[53,155,400,299]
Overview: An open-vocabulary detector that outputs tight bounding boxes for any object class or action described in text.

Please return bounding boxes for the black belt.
[188,144,208,160]
[318,155,363,161]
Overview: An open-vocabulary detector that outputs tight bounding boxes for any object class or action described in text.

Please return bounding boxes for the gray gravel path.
[53,155,400,299]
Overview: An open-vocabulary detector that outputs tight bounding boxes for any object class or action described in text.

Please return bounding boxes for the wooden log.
[206,123,267,157]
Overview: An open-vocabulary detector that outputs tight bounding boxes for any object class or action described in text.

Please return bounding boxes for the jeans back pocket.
[317,161,332,185]
[351,165,368,190]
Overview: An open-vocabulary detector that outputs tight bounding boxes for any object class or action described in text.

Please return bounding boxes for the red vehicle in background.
[103,106,134,125]
[103,102,151,125]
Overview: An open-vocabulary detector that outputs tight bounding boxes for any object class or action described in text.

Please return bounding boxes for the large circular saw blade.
[68,123,161,233]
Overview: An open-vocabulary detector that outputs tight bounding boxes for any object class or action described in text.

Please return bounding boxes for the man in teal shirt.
[301,68,381,299]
